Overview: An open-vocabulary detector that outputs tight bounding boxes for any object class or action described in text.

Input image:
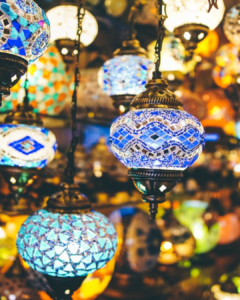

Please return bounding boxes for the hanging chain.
[23,72,29,106]
[64,0,85,184]
[128,0,146,40]
[153,0,167,79]
[207,0,218,13]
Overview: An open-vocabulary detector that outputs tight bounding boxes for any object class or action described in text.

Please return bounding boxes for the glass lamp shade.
[46,5,98,47]
[16,209,118,278]
[157,216,196,265]
[164,0,225,32]
[99,55,153,98]
[0,0,50,63]
[110,108,205,170]
[4,45,71,115]
[174,200,220,254]
[0,124,57,169]
[224,5,240,47]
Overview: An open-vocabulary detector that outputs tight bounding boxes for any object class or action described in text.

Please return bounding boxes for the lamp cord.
[153,0,167,80]
[64,0,85,184]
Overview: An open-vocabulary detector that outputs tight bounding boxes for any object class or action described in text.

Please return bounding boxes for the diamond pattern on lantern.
[9,136,44,155]
[0,0,50,62]
[110,108,205,170]
[16,209,118,278]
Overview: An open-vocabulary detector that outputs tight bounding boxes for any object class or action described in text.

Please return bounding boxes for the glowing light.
[161,241,173,251]
[184,32,191,40]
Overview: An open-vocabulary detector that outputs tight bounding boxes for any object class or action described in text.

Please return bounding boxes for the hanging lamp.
[110,0,205,220]
[224,4,240,49]
[0,0,50,104]
[164,0,225,58]
[46,0,98,65]
[17,3,118,299]
[99,0,153,114]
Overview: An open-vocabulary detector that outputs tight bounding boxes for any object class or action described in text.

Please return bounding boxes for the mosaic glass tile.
[110,108,205,170]
[99,55,154,96]
[17,209,118,278]
[0,0,50,63]
[4,45,72,115]
[0,124,57,168]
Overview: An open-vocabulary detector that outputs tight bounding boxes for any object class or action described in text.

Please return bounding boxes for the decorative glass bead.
[224,4,240,47]
[164,0,225,32]
[110,108,205,170]
[17,209,118,278]
[0,124,57,169]
[4,45,71,115]
[100,55,153,97]
[0,0,50,63]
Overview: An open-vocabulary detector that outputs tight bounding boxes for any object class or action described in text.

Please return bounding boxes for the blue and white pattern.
[0,124,57,169]
[100,55,153,96]
[0,0,50,63]
[110,108,205,170]
[17,209,118,278]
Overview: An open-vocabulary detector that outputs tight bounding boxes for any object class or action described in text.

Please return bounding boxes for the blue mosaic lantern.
[99,39,153,114]
[110,79,205,220]
[0,124,57,169]
[16,183,118,298]
[0,0,50,101]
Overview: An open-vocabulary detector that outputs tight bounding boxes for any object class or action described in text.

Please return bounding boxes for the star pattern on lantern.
[110,109,205,170]
[17,209,118,278]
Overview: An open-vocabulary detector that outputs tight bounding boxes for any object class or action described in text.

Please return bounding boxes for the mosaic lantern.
[17,183,118,298]
[174,200,220,254]
[4,45,71,115]
[110,81,205,219]
[164,0,225,57]
[0,0,50,99]
[46,5,98,64]
[224,4,240,47]
[0,124,57,169]
[99,43,153,114]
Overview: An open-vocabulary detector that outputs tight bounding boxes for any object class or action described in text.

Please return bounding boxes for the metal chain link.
[64,0,85,184]
[153,0,167,79]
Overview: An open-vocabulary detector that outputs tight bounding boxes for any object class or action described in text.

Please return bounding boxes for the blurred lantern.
[218,213,240,245]
[5,45,71,115]
[157,213,196,265]
[0,256,45,300]
[180,88,207,121]
[99,207,168,300]
[211,273,240,300]
[147,36,185,91]
[99,1,153,114]
[104,0,128,17]
[0,0,50,102]
[74,145,92,185]
[46,5,98,64]
[78,68,117,122]
[164,0,225,57]
[0,216,17,269]
[174,200,220,254]
[212,44,240,89]
[196,31,219,58]
[224,5,240,48]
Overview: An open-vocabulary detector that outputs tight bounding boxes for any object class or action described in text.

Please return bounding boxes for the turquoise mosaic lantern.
[0,0,50,101]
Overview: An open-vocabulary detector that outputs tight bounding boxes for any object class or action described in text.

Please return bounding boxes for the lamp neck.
[64,0,85,184]
[152,0,167,80]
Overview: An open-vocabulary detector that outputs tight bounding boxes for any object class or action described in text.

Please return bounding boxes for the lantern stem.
[23,72,29,106]
[153,0,167,80]
[44,275,87,300]
[64,0,85,184]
